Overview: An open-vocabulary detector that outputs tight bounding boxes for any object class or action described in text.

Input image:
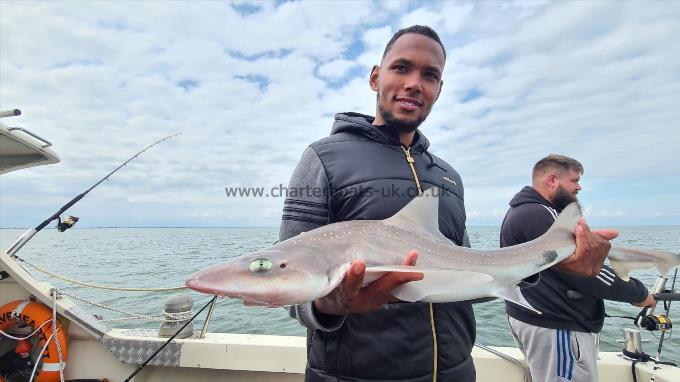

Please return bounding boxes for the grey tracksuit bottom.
[508,316,599,382]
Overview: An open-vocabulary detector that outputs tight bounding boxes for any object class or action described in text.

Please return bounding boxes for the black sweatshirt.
[500,186,648,332]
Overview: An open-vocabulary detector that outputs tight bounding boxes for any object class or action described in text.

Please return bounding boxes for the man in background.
[500,154,654,382]
[280,25,615,381]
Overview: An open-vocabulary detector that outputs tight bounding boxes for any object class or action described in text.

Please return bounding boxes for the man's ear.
[435,80,443,102]
[546,173,558,188]
[369,65,380,91]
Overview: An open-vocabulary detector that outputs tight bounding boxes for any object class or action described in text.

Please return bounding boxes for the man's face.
[370,33,445,133]
[553,169,582,210]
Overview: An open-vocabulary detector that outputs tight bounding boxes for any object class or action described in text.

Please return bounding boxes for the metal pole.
[199,298,217,339]
[0,109,21,118]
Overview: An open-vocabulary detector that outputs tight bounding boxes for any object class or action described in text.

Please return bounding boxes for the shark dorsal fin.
[384,187,451,243]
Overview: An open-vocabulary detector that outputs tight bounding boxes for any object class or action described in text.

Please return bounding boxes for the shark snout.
[185,271,229,296]
[185,261,243,297]
[185,255,329,306]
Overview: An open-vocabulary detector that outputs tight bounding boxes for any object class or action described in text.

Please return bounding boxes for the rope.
[14,256,186,292]
[51,291,66,382]
[605,313,637,320]
[29,332,54,382]
[57,289,195,323]
[100,316,166,323]
[0,320,50,340]
[123,296,217,382]
[629,352,677,382]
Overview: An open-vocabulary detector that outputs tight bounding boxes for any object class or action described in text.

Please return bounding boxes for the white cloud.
[399,7,445,31]
[492,207,507,217]
[440,3,474,35]
[317,59,357,80]
[362,25,394,49]
[1,1,679,228]
[358,26,393,67]
[585,209,625,218]
[466,210,481,219]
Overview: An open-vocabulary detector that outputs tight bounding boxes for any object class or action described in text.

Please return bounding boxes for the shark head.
[185,248,335,307]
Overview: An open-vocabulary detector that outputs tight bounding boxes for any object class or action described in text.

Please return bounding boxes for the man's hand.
[554,219,619,276]
[634,293,656,308]
[313,250,423,315]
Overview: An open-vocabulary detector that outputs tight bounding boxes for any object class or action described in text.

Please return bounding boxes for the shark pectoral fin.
[362,272,386,286]
[325,262,353,290]
[387,270,494,302]
[363,265,426,287]
[493,286,542,315]
[365,265,430,273]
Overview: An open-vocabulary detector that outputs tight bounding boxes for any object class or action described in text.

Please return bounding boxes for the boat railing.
[7,127,53,148]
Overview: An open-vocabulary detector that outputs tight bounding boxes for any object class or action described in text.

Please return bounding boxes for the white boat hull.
[2,247,678,382]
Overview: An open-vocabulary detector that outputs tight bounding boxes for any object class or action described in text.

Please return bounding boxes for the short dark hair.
[382,25,446,60]
[532,154,584,180]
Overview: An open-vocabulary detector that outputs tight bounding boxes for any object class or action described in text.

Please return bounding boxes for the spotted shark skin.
[186,188,678,313]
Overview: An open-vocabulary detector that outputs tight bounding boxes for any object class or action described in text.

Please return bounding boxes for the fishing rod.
[5,133,179,259]
[122,296,217,382]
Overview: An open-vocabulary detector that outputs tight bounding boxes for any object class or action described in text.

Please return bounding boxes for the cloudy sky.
[1,0,679,228]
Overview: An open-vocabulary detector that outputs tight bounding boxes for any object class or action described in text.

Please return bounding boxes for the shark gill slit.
[402,146,437,382]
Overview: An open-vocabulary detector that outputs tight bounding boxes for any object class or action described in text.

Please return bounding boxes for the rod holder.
[622,328,643,360]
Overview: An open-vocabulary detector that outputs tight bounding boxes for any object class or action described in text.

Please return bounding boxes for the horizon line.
[3,224,680,230]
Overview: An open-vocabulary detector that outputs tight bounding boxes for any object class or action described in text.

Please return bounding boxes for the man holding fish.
[278,26,614,382]
[501,154,655,382]
[186,24,679,382]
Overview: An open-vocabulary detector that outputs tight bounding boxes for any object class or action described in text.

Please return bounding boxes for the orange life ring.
[0,300,68,382]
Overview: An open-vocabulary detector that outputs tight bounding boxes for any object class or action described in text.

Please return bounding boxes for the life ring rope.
[0,320,50,341]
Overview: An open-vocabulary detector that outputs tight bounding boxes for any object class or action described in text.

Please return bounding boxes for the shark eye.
[249,258,272,273]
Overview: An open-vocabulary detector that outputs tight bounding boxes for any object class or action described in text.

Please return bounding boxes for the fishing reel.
[636,292,677,332]
[56,215,79,232]
[634,275,677,332]
[638,314,672,331]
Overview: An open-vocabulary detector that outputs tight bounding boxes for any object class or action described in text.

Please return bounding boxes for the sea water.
[1,226,678,363]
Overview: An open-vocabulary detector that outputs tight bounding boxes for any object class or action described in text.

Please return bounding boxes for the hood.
[330,112,430,153]
[509,186,557,210]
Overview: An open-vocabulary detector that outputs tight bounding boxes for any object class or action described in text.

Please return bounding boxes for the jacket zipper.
[401,146,438,382]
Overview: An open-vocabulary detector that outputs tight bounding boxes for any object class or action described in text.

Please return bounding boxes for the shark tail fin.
[608,257,635,281]
[608,247,680,281]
